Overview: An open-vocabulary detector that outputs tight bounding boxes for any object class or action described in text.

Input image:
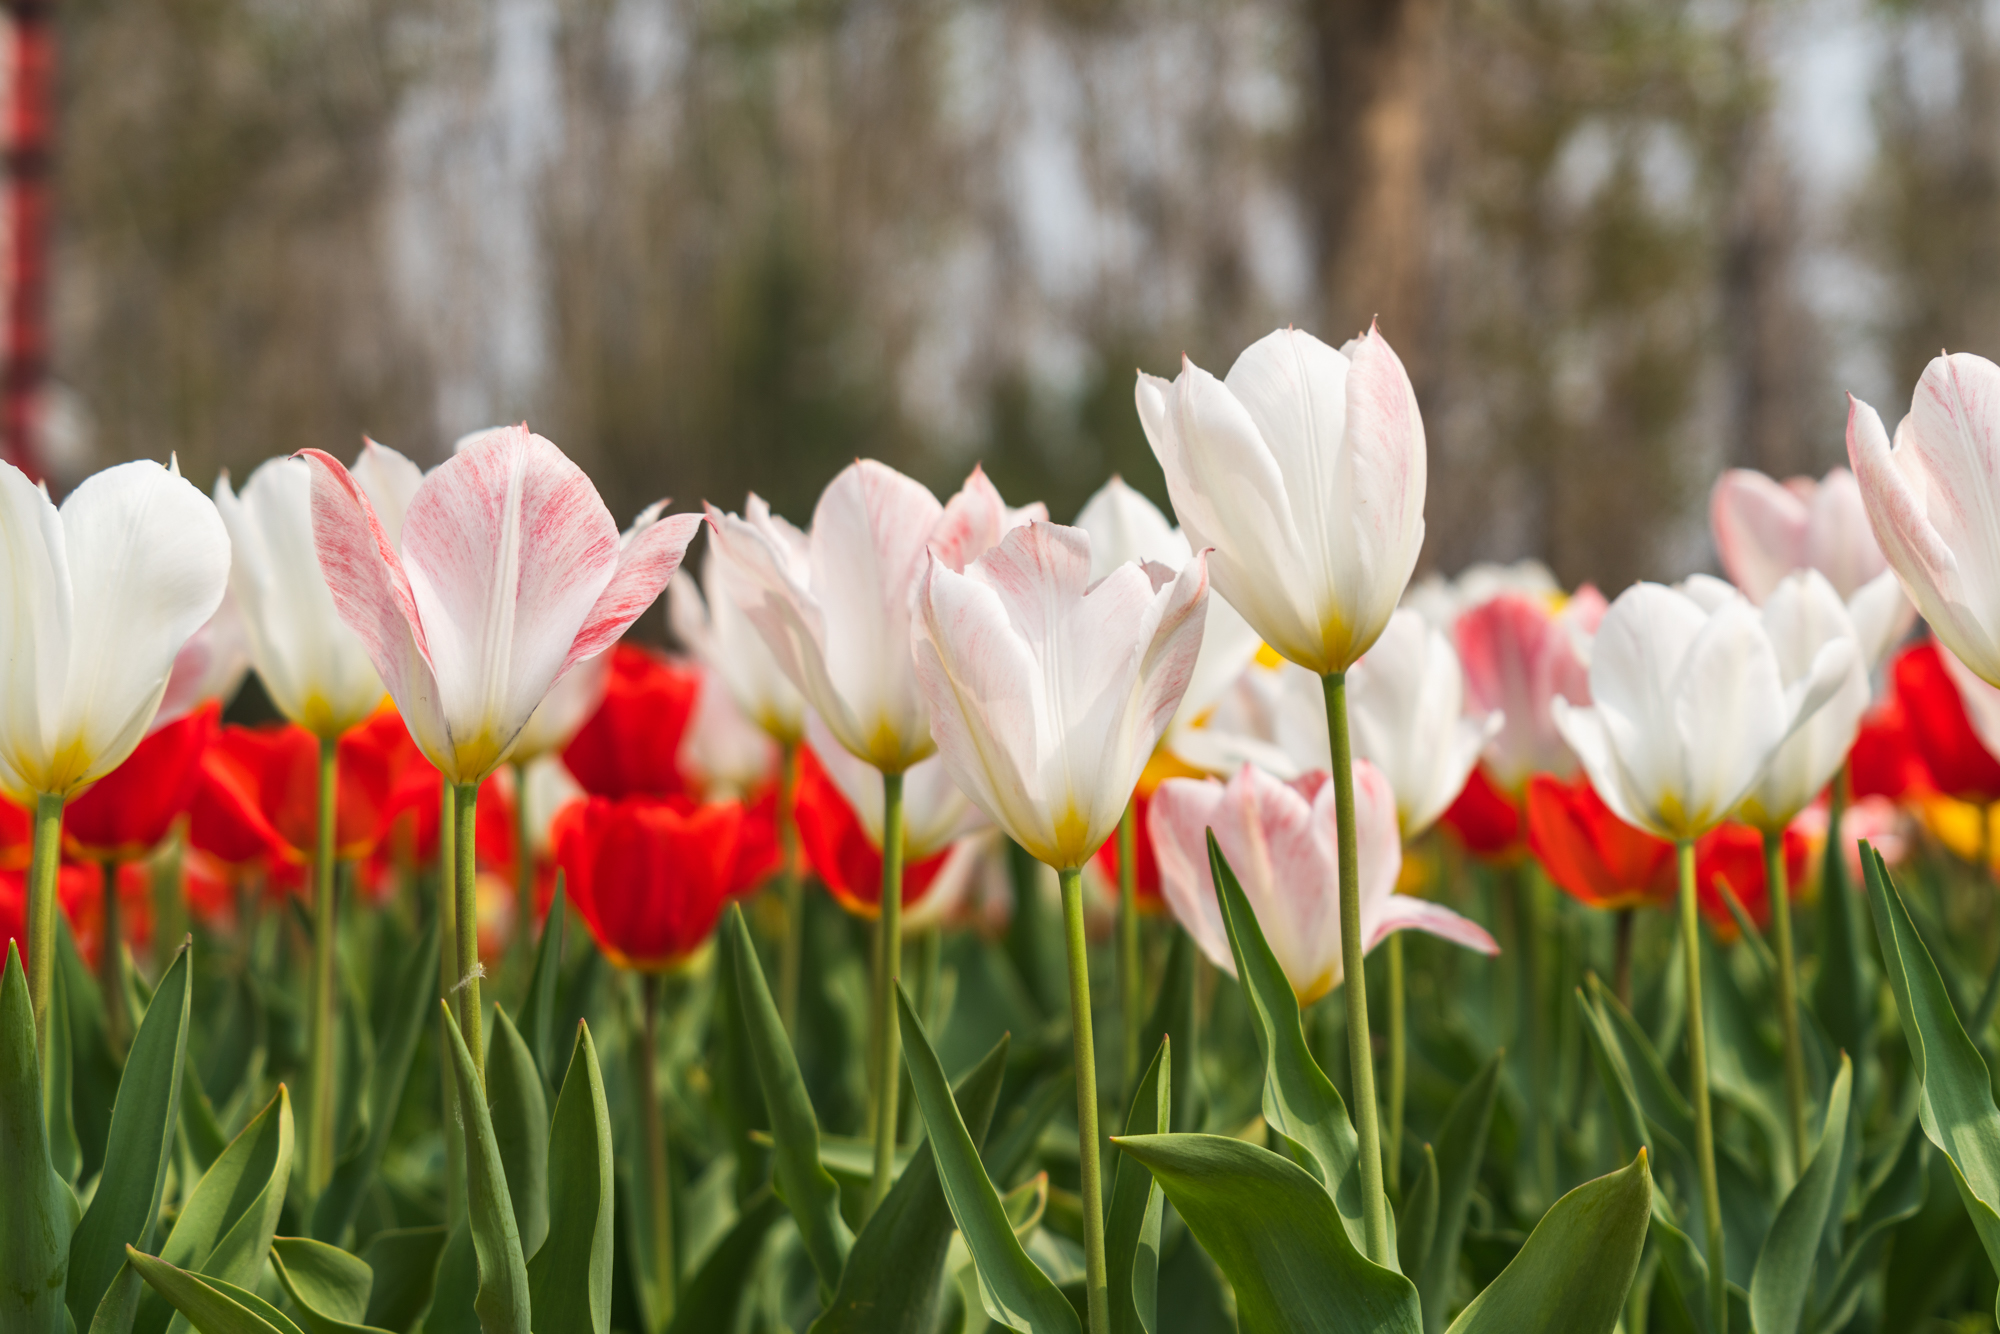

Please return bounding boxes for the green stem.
[1612,908,1636,1009]
[1764,827,1808,1178]
[1118,797,1142,1099]
[511,759,534,953]
[867,770,905,1215]
[99,859,126,1055]
[637,973,676,1328]
[27,791,63,1077]
[1524,864,1554,1208]
[306,736,340,1198]
[901,927,943,1142]
[1059,865,1112,1334]
[1324,671,1390,1263]
[1678,840,1726,1333]
[453,780,484,1086]
[437,777,464,1229]
[774,742,804,1037]
[1386,930,1405,1197]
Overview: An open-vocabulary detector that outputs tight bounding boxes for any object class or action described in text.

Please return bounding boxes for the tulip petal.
[1073,476,1188,576]
[350,438,426,551]
[1710,468,1808,603]
[1336,326,1428,660]
[562,510,703,675]
[1804,467,1887,600]
[1362,895,1498,957]
[1847,569,1917,669]
[1551,699,1661,838]
[1938,647,2000,767]
[1670,597,1789,832]
[0,462,70,795]
[1148,777,1236,975]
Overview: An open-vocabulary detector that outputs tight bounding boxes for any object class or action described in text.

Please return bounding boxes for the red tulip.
[1090,790,1162,908]
[1441,764,1526,862]
[0,793,32,872]
[65,702,221,862]
[364,726,515,901]
[1692,823,1810,939]
[1526,774,1676,912]
[793,746,953,918]
[562,644,701,800]
[1849,693,1933,803]
[556,794,743,969]
[189,717,398,864]
[1892,641,2000,803]
[59,862,151,972]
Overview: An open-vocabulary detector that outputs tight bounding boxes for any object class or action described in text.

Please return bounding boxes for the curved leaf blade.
[125,1247,304,1334]
[1107,1038,1170,1334]
[525,1021,615,1334]
[270,1237,392,1334]
[486,1007,549,1260]
[441,1002,530,1334]
[1750,1054,1852,1334]
[0,941,71,1334]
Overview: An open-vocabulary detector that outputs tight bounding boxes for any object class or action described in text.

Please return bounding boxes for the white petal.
[0,462,70,796]
[1072,476,1188,577]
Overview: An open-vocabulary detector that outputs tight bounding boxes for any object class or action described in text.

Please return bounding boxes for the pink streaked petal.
[298,447,430,671]
[563,510,703,674]
[930,464,1038,573]
[1147,776,1236,974]
[1709,468,1808,603]
[1363,895,1499,957]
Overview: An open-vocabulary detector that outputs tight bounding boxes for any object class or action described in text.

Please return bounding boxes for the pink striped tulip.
[1454,586,1607,795]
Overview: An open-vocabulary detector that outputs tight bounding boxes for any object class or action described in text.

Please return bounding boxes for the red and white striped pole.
[1,0,53,479]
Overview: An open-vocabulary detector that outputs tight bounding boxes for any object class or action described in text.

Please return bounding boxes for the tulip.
[0,457,231,1069]
[1453,587,1606,794]
[562,643,701,800]
[1711,465,1914,666]
[1848,353,2000,684]
[1151,761,1497,999]
[1440,765,1528,861]
[1892,640,2000,803]
[912,519,1206,1330]
[708,460,1038,1212]
[1551,577,1852,1328]
[793,745,960,919]
[1692,822,1811,940]
[679,664,780,802]
[1850,690,1934,803]
[1526,773,1675,1001]
[157,593,251,728]
[1137,324,1427,1264]
[1346,609,1500,840]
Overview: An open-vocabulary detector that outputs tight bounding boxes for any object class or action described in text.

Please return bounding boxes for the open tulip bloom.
[1552,576,1856,1328]
[301,423,702,1081]
[911,518,1207,1332]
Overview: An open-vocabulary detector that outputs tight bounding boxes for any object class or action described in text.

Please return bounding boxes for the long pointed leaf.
[69,942,193,1327]
[1444,1151,1652,1334]
[125,1247,304,1334]
[896,983,1080,1334]
[525,1021,615,1334]
[1112,1132,1421,1333]
[270,1237,392,1334]
[1419,1052,1501,1333]
[486,1007,550,1260]
[0,941,72,1334]
[440,1002,531,1334]
[1750,1055,1852,1334]
[1107,1038,1170,1334]
[521,875,566,1098]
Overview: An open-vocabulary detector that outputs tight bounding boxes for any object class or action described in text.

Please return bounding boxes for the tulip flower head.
[1711,466,1914,666]
[1552,580,1856,841]
[1525,774,1676,913]
[706,462,1043,774]
[65,702,219,861]
[793,744,965,919]
[300,424,703,784]
[668,552,806,745]
[1848,353,2000,684]
[1151,762,1496,1003]
[1893,640,2000,802]
[912,521,1209,870]
[156,592,251,729]
[219,442,424,739]
[1454,586,1606,794]
[1346,608,1500,839]
[1137,324,1426,675]
[556,794,743,970]
[0,457,232,801]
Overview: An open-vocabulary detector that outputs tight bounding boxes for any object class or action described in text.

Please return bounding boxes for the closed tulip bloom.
[1440,765,1529,861]
[707,463,1041,773]
[1136,324,1425,674]
[65,701,220,861]
[301,424,703,784]
[0,458,231,800]
[793,745,961,919]
[190,715,401,865]
[1150,762,1496,1003]
[1454,587,1607,793]
[1347,608,1500,838]
[1890,641,1998,801]
[218,443,422,738]
[1552,581,1855,841]
[802,714,980,875]
[1711,466,1913,665]
[1730,571,1871,831]
[1691,822,1810,938]
[1849,689,1934,803]
[556,794,743,970]
[562,643,701,800]
[912,521,1209,869]
[1526,774,1676,912]
[668,552,806,744]
[1848,354,2000,683]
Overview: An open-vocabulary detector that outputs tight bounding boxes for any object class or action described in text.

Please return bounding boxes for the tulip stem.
[867,769,905,1216]
[452,780,485,1085]
[1386,930,1404,1197]
[775,742,803,1036]
[1763,827,1809,1178]
[98,859,127,1055]
[1323,670,1391,1264]
[437,779,465,1229]
[305,736,340,1199]
[1613,908,1636,1009]
[1058,865,1112,1334]
[1678,839,1727,1333]
[1118,796,1141,1097]
[637,972,676,1328]
[511,759,534,953]
[27,791,63,1078]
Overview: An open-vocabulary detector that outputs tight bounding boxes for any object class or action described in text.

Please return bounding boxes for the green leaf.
[45,939,80,1185]
[1,941,73,1334]
[1813,1112,1927,1333]
[1443,1150,1652,1334]
[137,1085,293,1334]
[1749,1054,1852,1334]
[485,1007,549,1260]
[59,918,119,1180]
[1206,831,1369,1254]
[1417,1052,1501,1334]
[68,943,192,1328]
[896,983,1080,1334]
[312,917,439,1245]
[1111,1132,1421,1333]
[440,1003,530,1334]
[520,875,567,1099]
[718,904,852,1294]
[1861,843,2000,1319]
[1136,928,1198,1133]
[810,1034,1011,1334]
[269,1237,391,1334]
[178,1059,231,1175]
[1397,1145,1438,1293]
[357,1228,447,1334]
[1811,805,1868,1074]
[124,1247,304,1334]
[1106,1038,1169,1334]
[663,1193,784,1334]
[525,1022,615,1334]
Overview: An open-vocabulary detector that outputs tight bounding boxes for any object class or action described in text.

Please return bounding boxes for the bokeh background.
[34,0,1981,590]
